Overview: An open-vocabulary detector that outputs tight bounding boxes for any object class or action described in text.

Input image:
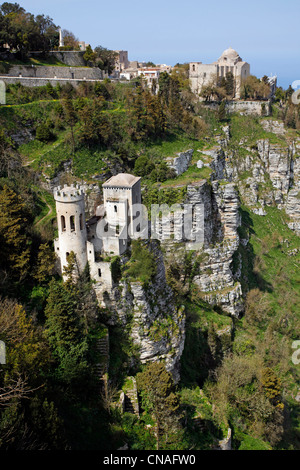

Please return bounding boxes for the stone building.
[114,50,130,74]
[137,67,161,92]
[53,173,141,299]
[189,47,250,99]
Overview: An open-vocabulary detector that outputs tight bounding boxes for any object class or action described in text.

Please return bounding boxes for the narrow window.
[61,215,66,232]
[192,64,195,72]
[66,252,70,259]
[80,213,83,230]
[98,268,101,277]
[114,205,117,213]
[70,215,75,231]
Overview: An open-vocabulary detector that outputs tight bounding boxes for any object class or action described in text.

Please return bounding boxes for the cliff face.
[89,117,299,381]
[190,181,243,317]
[224,121,300,235]
[104,241,186,383]
[163,118,300,318]
[176,179,243,317]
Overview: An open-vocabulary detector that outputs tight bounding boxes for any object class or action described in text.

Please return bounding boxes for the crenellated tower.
[54,184,87,276]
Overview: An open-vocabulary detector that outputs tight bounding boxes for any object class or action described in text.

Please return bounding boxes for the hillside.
[0,76,299,451]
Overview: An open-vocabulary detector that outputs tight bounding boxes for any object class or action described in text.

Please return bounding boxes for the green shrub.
[238,434,272,450]
[36,123,53,143]
[123,240,157,284]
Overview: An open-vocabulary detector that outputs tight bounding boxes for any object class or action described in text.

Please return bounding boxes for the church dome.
[218,47,241,63]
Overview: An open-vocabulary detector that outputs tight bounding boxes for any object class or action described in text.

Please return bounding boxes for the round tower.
[54,184,87,276]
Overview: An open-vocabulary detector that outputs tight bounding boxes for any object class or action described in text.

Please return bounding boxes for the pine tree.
[137,362,183,449]
[62,98,77,154]
[34,243,57,284]
[0,185,31,284]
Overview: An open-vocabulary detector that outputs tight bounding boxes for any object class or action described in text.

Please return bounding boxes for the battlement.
[54,183,85,202]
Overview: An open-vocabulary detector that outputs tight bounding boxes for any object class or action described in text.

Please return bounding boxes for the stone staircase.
[94,331,109,394]
[191,416,206,431]
[120,376,139,417]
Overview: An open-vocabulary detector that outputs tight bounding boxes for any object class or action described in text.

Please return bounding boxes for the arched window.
[61,215,66,232]
[70,215,75,231]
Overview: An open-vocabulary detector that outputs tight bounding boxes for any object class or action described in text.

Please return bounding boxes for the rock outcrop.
[186,180,243,317]
[166,149,194,176]
[227,133,300,235]
[104,241,186,383]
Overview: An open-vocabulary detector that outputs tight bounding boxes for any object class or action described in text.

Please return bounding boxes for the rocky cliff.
[225,121,300,235]
[103,241,186,383]
[161,118,300,318]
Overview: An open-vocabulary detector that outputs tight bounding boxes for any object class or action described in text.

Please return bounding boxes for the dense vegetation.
[0,30,300,449]
[0,2,59,56]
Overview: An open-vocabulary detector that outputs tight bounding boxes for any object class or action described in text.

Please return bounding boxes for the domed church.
[189,47,250,98]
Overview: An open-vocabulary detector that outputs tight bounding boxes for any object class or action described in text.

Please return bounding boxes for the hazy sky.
[15,0,299,88]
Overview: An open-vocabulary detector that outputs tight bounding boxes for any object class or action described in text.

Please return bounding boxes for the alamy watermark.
[292,80,300,105]
[0,340,6,365]
[291,340,300,365]
[95,202,205,250]
[0,80,6,105]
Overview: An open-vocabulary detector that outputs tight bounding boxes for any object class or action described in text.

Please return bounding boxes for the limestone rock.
[261,119,286,135]
[108,241,186,383]
[166,149,193,176]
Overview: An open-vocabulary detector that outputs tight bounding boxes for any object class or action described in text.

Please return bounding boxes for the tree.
[0,297,47,378]
[62,98,77,153]
[44,279,83,358]
[61,29,79,50]
[77,96,112,147]
[34,242,57,284]
[35,14,59,52]
[36,123,53,142]
[0,185,31,285]
[136,362,182,449]
[83,44,97,66]
[240,75,270,101]
[134,155,155,177]
[205,354,284,446]
[94,46,118,75]
[218,100,226,121]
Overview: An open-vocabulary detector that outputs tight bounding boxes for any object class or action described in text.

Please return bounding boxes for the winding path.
[34,196,53,227]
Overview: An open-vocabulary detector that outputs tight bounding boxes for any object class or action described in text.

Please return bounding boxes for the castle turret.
[54,184,87,276]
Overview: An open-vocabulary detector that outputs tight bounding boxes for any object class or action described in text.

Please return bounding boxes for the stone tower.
[54,184,87,276]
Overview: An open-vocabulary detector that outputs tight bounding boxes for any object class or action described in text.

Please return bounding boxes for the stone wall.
[203,100,271,116]
[30,51,87,67]
[0,77,102,88]
[1,64,103,80]
[0,50,87,67]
